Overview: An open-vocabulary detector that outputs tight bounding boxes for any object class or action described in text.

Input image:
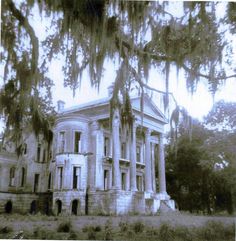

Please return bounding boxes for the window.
[9,167,15,186]
[104,170,109,190]
[74,132,81,153]
[121,172,126,190]
[48,172,51,190]
[34,174,40,192]
[136,175,143,191]
[73,167,81,189]
[59,132,65,153]
[23,143,27,155]
[21,167,26,187]
[121,143,126,159]
[136,146,141,162]
[58,167,63,189]
[43,149,46,163]
[104,137,110,156]
[37,144,41,162]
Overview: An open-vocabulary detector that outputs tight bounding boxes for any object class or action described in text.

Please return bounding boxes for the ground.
[0,212,235,240]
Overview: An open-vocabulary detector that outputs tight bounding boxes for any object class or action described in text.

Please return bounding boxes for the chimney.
[57,100,65,112]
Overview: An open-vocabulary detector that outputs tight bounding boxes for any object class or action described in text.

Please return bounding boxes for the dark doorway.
[56,200,62,215]
[5,201,12,213]
[71,200,78,215]
[30,200,37,214]
[44,202,50,215]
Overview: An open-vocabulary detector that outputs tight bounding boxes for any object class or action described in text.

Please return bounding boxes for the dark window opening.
[37,144,41,162]
[23,143,27,155]
[5,201,12,213]
[43,149,46,163]
[21,167,26,187]
[30,200,37,214]
[73,167,80,189]
[121,172,126,190]
[74,132,81,153]
[34,174,39,192]
[48,173,51,190]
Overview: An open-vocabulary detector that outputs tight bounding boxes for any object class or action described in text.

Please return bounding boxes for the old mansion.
[0,91,175,215]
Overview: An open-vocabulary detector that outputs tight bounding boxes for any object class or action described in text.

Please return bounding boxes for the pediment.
[131,95,167,123]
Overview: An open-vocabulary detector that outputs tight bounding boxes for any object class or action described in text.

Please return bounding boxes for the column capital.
[145,128,152,138]
[112,108,120,127]
[91,121,100,131]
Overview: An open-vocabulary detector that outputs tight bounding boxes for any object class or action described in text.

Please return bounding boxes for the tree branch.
[7,0,39,85]
[115,35,174,62]
[182,63,236,81]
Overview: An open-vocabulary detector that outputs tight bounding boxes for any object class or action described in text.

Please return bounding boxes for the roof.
[57,94,168,124]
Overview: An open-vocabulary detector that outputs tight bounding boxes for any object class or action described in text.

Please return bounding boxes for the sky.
[48,56,236,121]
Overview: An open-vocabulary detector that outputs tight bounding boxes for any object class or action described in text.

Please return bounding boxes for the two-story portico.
[53,93,175,215]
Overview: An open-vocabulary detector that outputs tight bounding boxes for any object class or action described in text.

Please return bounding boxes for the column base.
[156,192,170,200]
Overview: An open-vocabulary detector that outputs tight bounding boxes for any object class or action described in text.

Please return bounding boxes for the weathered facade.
[0,93,175,215]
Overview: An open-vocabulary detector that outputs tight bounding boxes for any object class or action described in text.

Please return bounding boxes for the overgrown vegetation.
[166,100,236,215]
[1,216,234,241]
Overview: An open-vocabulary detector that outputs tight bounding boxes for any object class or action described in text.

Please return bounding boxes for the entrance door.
[71,200,78,215]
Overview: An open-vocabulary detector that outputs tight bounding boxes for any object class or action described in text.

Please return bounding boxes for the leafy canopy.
[1,1,236,146]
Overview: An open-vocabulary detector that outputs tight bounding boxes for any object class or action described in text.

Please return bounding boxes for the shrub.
[0,226,13,234]
[94,225,102,232]
[87,229,96,240]
[132,221,145,233]
[68,231,78,240]
[174,225,192,241]
[119,221,129,232]
[198,220,234,241]
[158,223,174,241]
[57,221,71,233]
[104,219,113,240]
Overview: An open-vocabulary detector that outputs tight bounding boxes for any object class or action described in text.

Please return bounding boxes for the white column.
[89,121,102,190]
[112,108,121,189]
[151,143,157,193]
[130,122,137,191]
[145,129,152,193]
[88,121,99,190]
[158,133,167,195]
[125,130,130,160]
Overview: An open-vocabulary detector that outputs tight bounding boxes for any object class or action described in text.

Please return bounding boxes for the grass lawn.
[0,212,235,240]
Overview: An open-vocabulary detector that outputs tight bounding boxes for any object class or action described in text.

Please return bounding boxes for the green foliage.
[204,100,236,131]
[0,226,13,234]
[166,111,236,214]
[57,221,72,233]
[1,1,236,153]
[132,221,145,233]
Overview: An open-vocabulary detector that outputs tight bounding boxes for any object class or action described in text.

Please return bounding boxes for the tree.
[204,100,236,213]
[166,101,236,214]
[205,100,236,131]
[1,1,236,147]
